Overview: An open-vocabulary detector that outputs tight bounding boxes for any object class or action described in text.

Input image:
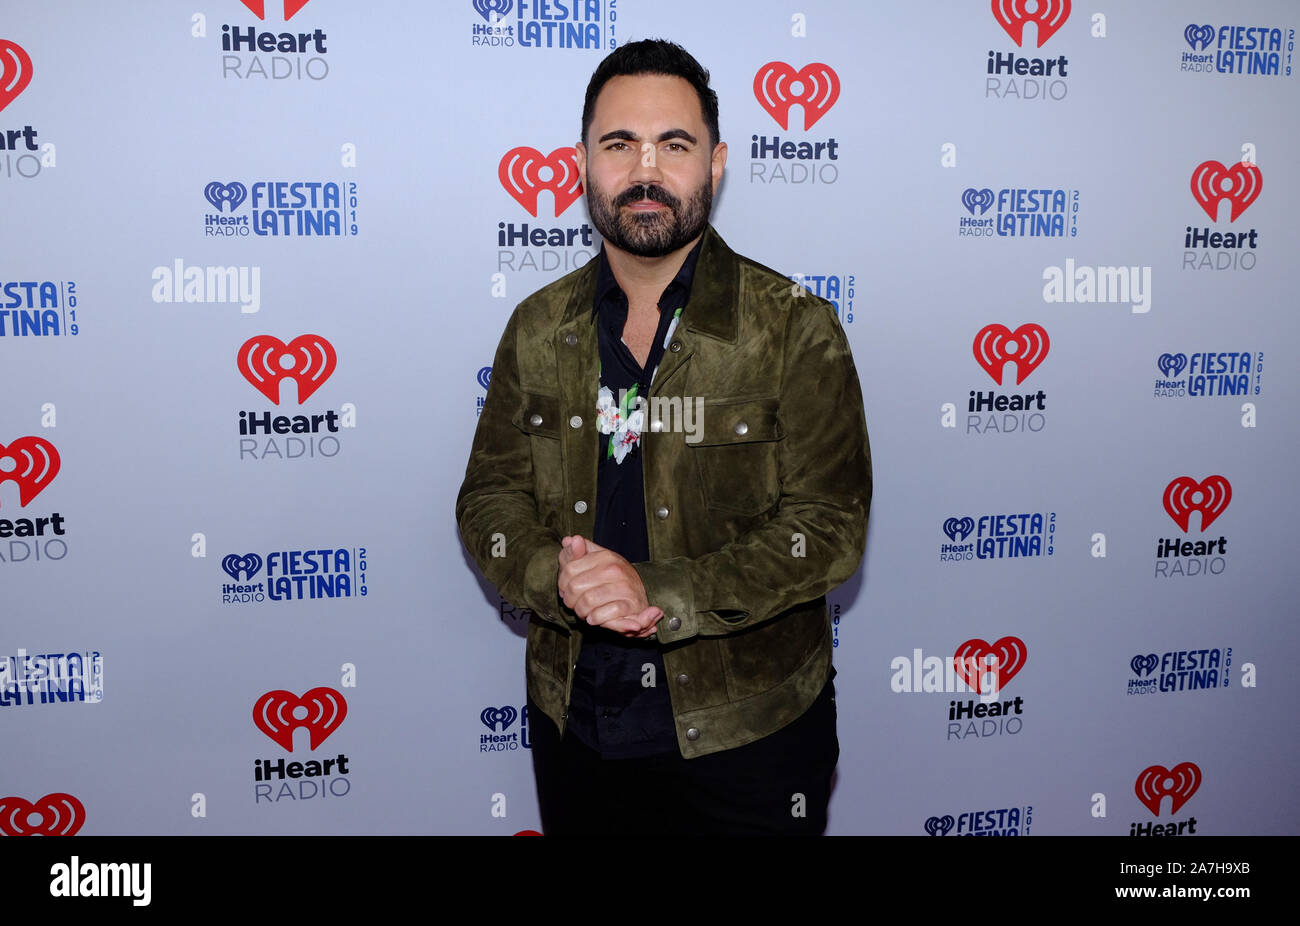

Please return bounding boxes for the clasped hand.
[557,536,662,639]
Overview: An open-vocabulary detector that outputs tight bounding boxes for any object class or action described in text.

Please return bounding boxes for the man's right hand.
[558,535,663,638]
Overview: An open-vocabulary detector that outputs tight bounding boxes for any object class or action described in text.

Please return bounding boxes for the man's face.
[577,73,727,259]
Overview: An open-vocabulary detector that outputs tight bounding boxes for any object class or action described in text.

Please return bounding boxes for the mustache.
[613,184,680,211]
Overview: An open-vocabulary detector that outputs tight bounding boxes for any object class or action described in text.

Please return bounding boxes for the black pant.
[529,680,838,835]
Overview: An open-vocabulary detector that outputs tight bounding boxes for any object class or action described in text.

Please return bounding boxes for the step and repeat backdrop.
[2,1,1296,836]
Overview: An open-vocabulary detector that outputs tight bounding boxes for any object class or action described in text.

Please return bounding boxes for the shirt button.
[655,506,669,520]
[565,333,578,347]
[574,500,588,514]
[529,413,543,427]
[569,415,583,429]
[686,727,700,741]
[667,616,682,631]
[734,421,748,436]
[676,673,689,685]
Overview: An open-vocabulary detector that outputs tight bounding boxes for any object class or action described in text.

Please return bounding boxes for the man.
[456,39,870,835]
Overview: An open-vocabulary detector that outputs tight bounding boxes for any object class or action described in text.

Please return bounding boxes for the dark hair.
[581,39,719,148]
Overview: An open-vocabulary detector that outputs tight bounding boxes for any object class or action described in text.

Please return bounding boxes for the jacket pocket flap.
[689,395,782,447]
[512,392,561,439]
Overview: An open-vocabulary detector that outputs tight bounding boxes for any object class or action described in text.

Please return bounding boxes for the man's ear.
[710,141,727,192]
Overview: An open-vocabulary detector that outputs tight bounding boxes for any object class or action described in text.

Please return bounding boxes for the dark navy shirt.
[565,237,703,759]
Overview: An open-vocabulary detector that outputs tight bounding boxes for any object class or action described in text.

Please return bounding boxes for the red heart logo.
[753,62,840,130]
[973,323,1050,385]
[991,0,1071,48]
[0,436,61,508]
[0,40,34,115]
[953,636,1027,694]
[1135,763,1201,816]
[1162,475,1231,532]
[498,147,583,217]
[237,334,337,404]
[238,0,312,20]
[0,793,85,835]
[253,687,348,751]
[1190,160,1262,223]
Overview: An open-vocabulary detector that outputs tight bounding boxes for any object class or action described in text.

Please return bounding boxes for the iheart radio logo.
[961,188,995,216]
[1157,353,1189,378]
[222,553,263,581]
[1190,160,1262,223]
[0,793,85,836]
[0,40,33,114]
[1130,654,1159,677]
[1184,24,1214,52]
[973,323,1050,385]
[253,687,347,751]
[205,181,248,213]
[753,62,840,131]
[237,0,312,20]
[953,636,1027,694]
[924,815,956,836]
[499,147,583,217]
[943,517,975,542]
[0,436,61,508]
[1135,762,1201,816]
[991,0,1071,48]
[237,334,337,404]
[1163,475,1231,532]
[481,706,518,731]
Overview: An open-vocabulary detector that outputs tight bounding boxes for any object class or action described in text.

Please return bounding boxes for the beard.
[586,172,712,258]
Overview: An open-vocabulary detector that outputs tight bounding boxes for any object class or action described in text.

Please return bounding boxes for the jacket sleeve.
[455,308,574,629]
[634,298,871,642]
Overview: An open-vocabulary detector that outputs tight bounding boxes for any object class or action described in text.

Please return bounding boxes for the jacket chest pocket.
[512,391,564,520]
[687,395,783,515]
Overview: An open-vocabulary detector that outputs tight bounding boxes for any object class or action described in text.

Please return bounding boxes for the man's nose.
[628,141,665,183]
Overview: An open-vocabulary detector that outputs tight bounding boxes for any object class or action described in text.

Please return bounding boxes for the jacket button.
[574,500,588,514]
[561,711,568,721]
[569,415,583,429]
[676,673,689,685]
[529,413,543,427]
[685,727,700,741]
[669,340,682,353]
[667,616,682,631]
[565,333,578,346]
[655,506,669,520]
[734,421,748,436]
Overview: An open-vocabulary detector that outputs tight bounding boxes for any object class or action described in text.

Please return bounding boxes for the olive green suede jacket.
[456,225,871,759]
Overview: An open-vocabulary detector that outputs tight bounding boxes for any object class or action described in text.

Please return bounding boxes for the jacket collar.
[560,224,739,344]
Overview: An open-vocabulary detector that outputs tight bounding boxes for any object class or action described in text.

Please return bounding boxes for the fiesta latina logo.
[2,279,83,337]
[941,510,1055,561]
[1,648,103,708]
[959,187,1077,237]
[1153,351,1260,398]
[986,0,1072,101]
[1180,23,1292,76]
[0,792,85,836]
[963,323,1049,436]
[201,179,356,237]
[236,334,352,462]
[479,703,531,753]
[219,546,367,603]
[469,0,612,50]
[751,62,841,186]
[0,436,67,566]
[1131,763,1201,836]
[1155,475,1231,579]
[1184,159,1260,272]
[252,686,353,804]
[924,805,1032,836]
[495,145,594,274]
[1127,647,1230,696]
